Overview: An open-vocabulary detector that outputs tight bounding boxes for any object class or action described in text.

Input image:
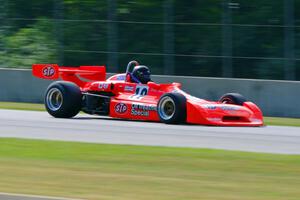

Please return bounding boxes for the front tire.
[219,93,247,105]
[157,93,187,124]
[45,81,82,118]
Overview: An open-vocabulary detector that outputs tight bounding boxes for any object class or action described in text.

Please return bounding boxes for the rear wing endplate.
[32,64,106,86]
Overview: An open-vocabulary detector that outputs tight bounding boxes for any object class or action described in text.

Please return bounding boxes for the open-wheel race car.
[32,61,264,126]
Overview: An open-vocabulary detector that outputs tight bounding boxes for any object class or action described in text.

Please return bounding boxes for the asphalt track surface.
[1,109,300,154]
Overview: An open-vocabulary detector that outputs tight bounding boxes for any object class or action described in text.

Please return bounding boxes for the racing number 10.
[131,85,148,99]
[135,86,148,96]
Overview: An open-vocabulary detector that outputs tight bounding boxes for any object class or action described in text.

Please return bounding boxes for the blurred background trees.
[0,0,299,80]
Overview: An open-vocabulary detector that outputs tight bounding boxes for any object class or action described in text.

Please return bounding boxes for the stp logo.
[115,103,127,114]
[43,66,55,77]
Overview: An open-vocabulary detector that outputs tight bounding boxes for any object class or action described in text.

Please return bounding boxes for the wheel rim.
[158,96,175,120]
[46,88,63,111]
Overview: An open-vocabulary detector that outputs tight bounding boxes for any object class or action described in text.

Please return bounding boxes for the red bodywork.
[32,64,264,126]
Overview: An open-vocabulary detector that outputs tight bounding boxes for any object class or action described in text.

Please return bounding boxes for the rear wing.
[32,64,106,87]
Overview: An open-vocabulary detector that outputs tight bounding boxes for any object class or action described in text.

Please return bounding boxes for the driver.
[130,65,151,84]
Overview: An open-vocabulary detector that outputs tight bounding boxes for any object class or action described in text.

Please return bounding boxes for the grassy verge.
[0,101,300,127]
[264,117,300,127]
[0,101,45,111]
[0,138,300,200]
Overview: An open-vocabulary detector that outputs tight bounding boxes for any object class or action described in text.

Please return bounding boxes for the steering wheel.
[126,60,139,74]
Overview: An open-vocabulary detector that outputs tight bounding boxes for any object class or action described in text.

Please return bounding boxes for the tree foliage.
[0,0,298,80]
[0,20,58,68]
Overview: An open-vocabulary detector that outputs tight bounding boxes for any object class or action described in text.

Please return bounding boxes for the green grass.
[0,138,300,200]
[264,117,300,127]
[1,101,300,127]
[0,101,45,111]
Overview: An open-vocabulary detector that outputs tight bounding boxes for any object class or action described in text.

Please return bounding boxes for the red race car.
[32,61,263,126]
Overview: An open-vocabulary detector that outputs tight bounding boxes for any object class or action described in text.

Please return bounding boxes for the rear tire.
[157,93,186,124]
[219,93,247,105]
[45,81,82,118]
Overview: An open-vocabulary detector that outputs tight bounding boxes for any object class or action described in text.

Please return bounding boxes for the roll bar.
[126,60,139,74]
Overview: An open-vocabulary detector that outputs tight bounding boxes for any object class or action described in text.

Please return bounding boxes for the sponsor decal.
[114,103,127,114]
[131,103,156,116]
[131,110,150,116]
[207,117,221,122]
[220,105,239,111]
[124,86,134,92]
[42,66,55,77]
[117,75,126,80]
[203,104,239,111]
[99,83,109,89]
[203,105,217,110]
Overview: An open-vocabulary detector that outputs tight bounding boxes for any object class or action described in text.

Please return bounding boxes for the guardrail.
[1,68,299,118]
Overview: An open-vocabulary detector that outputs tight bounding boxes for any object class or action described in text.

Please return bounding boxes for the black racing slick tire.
[219,93,247,105]
[44,81,82,118]
[157,93,187,124]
